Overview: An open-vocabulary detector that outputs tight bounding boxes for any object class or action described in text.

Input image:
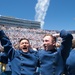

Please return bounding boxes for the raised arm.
[59,30,73,62]
[0,30,15,60]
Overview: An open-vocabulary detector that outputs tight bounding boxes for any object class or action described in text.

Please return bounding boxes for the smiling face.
[43,34,56,50]
[19,38,30,52]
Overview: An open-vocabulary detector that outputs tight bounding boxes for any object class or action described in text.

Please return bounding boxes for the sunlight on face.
[43,35,56,50]
[19,39,30,51]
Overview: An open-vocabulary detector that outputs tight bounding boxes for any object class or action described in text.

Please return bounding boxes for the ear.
[53,41,56,46]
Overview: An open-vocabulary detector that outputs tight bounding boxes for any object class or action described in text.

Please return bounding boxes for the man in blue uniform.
[0,30,39,75]
[65,39,75,75]
[38,30,73,75]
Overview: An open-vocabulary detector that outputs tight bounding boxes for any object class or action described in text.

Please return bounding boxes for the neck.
[46,48,56,52]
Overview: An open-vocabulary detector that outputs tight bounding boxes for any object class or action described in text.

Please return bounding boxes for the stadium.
[0,15,75,75]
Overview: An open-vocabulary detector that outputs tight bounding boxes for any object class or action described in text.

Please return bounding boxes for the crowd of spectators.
[0,24,75,51]
[0,25,61,50]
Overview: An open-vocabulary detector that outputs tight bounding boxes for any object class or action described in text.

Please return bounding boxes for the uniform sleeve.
[0,53,8,64]
[60,30,73,62]
[0,30,15,60]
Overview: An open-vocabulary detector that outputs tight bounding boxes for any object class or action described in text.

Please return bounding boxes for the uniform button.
[53,61,57,66]
[52,66,56,69]
[40,61,41,64]
[21,58,24,61]
[21,68,24,71]
[53,72,55,75]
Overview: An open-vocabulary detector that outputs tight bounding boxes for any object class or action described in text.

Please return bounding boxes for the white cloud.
[35,0,50,29]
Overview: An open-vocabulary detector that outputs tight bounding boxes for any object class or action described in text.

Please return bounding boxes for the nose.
[23,43,27,46]
[43,41,47,45]
[43,40,47,43]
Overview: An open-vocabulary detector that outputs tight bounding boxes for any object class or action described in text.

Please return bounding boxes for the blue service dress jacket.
[38,30,73,75]
[0,30,39,75]
[66,49,75,75]
[0,52,8,64]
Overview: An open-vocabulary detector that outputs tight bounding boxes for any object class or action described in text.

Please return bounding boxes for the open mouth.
[23,47,27,49]
[44,44,47,47]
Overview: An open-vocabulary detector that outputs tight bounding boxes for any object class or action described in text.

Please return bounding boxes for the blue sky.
[0,0,75,30]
